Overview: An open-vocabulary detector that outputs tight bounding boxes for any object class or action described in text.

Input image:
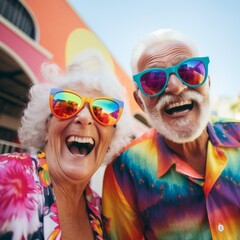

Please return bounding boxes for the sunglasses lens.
[140,70,167,95]
[52,92,82,118]
[178,60,206,86]
[92,99,120,125]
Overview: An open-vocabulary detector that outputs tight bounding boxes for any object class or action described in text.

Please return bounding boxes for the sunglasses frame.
[133,56,210,97]
[49,88,124,126]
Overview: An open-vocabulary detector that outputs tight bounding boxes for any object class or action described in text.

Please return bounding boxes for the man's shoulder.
[209,117,240,147]
[120,128,157,152]
[112,128,159,166]
[211,116,240,124]
[211,116,240,130]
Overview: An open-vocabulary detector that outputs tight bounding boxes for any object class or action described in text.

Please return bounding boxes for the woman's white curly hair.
[18,48,135,164]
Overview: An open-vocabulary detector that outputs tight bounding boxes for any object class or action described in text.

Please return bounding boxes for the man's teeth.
[67,136,94,145]
[166,100,192,110]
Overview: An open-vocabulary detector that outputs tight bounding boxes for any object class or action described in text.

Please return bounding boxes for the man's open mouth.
[165,100,194,115]
[66,136,95,156]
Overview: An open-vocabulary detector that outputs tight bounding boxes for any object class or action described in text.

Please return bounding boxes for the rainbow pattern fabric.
[103,119,240,239]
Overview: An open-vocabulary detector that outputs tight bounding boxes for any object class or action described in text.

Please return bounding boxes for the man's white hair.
[131,28,199,76]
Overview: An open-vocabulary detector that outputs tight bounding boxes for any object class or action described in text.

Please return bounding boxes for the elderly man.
[102,29,240,239]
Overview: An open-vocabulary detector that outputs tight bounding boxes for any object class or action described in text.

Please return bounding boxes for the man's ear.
[133,90,145,111]
[208,75,211,87]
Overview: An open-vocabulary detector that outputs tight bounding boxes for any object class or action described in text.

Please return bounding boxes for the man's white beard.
[144,91,210,143]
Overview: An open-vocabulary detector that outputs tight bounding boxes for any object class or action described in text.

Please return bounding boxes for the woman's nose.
[73,105,94,125]
[164,74,187,95]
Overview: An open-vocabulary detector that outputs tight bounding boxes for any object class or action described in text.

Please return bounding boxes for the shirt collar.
[156,120,240,178]
[156,132,175,178]
[156,134,203,179]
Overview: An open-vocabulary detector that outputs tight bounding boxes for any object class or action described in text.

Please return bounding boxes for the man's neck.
[164,128,209,176]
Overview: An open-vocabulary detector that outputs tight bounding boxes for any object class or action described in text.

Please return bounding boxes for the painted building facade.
[0,0,147,152]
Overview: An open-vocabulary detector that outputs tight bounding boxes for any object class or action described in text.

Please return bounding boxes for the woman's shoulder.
[0,152,34,161]
[0,152,37,173]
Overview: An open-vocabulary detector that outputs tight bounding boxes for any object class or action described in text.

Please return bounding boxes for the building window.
[0,0,36,39]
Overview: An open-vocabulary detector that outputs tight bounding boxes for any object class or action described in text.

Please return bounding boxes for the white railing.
[0,139,30,154]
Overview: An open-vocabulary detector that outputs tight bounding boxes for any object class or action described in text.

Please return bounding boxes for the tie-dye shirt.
[0,151,106,240]
[102,119,240,239]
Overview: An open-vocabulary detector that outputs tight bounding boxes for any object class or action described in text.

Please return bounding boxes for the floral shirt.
[0,151,106,240]
[102,118,240,239]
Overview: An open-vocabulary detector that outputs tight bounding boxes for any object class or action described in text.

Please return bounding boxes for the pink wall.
[0,22,51,82]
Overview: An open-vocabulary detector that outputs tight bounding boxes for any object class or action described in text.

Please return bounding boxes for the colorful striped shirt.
[102,119,240,239]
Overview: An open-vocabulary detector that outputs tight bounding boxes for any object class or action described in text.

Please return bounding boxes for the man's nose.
[73,105,94,125]
[164,74,187,95]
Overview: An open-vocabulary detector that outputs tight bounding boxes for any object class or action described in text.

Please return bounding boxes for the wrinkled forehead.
[143,40,197,58]
[137,40,198,71]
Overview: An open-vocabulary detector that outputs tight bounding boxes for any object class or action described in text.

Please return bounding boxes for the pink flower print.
[48,203,61,240]
[0,163,41,237]
[49,203,59,224]
[0,153,34,170]
[86,186,101,218]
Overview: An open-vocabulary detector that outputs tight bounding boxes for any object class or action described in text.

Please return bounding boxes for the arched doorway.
[0,46,32,152]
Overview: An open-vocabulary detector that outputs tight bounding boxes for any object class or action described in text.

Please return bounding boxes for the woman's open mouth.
[66,136,95,156]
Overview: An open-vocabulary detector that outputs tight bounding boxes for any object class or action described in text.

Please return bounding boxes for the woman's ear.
[133,90,145,111]
[44,116,51,142]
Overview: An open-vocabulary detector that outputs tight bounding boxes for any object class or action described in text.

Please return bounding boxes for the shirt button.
[218,224,224,232]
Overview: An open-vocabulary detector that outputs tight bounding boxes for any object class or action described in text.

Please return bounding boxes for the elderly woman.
[0,49,134,239]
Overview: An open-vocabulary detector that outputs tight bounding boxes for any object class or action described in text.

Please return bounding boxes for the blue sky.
[68,0,240,101]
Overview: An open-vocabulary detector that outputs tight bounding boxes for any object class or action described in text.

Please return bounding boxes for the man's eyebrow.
[171,56,188,65]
